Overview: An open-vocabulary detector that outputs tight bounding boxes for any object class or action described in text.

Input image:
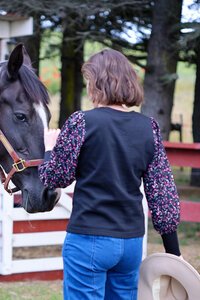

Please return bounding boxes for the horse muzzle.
[21,187,61,213]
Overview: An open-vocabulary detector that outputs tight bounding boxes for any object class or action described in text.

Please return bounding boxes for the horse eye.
[15,113,27,122]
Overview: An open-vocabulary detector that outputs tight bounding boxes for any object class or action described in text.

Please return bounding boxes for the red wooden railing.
[164,141,200,223]
[164,141,200,168]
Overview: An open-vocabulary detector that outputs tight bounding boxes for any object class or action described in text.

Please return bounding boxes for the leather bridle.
[0,129,43,194]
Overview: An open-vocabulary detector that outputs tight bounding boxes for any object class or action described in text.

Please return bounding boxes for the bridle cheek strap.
[3,159,44,194]
[0,130,44,195]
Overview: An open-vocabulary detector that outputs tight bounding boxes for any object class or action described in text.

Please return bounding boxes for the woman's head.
[82,49,143,107]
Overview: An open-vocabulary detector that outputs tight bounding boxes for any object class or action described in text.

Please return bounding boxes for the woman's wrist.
[161,231,181,256]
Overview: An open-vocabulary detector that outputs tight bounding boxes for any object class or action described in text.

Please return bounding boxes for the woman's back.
[69,107,155,238]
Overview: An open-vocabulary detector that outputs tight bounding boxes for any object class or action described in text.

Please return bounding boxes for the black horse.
[0,44,60,213]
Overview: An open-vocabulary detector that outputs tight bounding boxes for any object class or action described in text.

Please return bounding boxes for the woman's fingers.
[44,128,61,151]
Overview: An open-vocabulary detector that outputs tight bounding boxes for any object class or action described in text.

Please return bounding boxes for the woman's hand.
[44,128,61,151]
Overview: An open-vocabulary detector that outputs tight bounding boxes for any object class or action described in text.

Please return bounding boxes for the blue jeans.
[62,233,143,300]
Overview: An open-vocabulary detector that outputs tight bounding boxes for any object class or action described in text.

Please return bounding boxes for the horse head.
[0,43,60,213]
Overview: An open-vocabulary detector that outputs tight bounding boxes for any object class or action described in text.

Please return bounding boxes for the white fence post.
[0,183,74,276]
[0,184,14,275]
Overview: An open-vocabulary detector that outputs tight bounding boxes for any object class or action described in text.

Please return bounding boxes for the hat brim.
[138,253,200,300]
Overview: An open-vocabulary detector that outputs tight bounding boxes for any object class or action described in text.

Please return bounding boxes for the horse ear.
[7,43,23,79]
[22,45,32,68]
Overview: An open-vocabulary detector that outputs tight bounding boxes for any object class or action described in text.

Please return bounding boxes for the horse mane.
[0,62,50,105]
[19,65,50,105]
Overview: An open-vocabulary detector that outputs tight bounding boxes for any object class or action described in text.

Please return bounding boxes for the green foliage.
[170,61,195,143]
[39,30,61,94]
[84,41,105,61]
[40,63,60,95]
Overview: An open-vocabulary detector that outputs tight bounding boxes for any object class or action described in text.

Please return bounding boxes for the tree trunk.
[191,40,200,186]
[17,15,41,75]
[141,0,183,140]
[59,32,83,127]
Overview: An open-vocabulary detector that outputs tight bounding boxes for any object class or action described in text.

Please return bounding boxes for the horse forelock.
[0,62,50,129]
[0,62,50,106]
[19,65,50,106]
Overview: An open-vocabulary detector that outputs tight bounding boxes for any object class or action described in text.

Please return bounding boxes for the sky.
[182,0,200,22]
[123,0,200,44]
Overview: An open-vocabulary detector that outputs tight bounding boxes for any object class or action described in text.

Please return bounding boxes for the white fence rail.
[0,182,148,276]
[0,183,74,275]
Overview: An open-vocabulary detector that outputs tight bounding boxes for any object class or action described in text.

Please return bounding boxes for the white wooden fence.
[0,182,148,276]
[0,183,74,275]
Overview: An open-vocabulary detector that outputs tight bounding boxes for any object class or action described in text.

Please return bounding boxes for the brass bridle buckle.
[13,159,26,172]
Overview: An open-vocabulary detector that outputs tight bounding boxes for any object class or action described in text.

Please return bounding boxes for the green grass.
[148,221,200,246]
[173,167,191,185]
[179,222,200,239]
[0,281,62,300]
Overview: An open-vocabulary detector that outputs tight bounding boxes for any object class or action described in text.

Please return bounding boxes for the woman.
[39,49,181,300]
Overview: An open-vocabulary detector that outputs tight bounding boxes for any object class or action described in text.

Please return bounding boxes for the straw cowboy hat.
[138,253,200,300]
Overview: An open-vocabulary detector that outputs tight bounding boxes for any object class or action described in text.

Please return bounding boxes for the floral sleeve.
[38,111,86,189]
[143,118,180,235]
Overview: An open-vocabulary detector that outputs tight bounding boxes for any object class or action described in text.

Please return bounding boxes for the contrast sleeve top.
[39,111,85,188]
[143,118,180,234]
[39,109,180,255]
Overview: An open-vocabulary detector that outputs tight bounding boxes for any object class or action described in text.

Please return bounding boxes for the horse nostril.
[43,187,54,199]
[42,187,60,211]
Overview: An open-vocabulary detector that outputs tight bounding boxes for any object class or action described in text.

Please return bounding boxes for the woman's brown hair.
[81,49,143,107]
